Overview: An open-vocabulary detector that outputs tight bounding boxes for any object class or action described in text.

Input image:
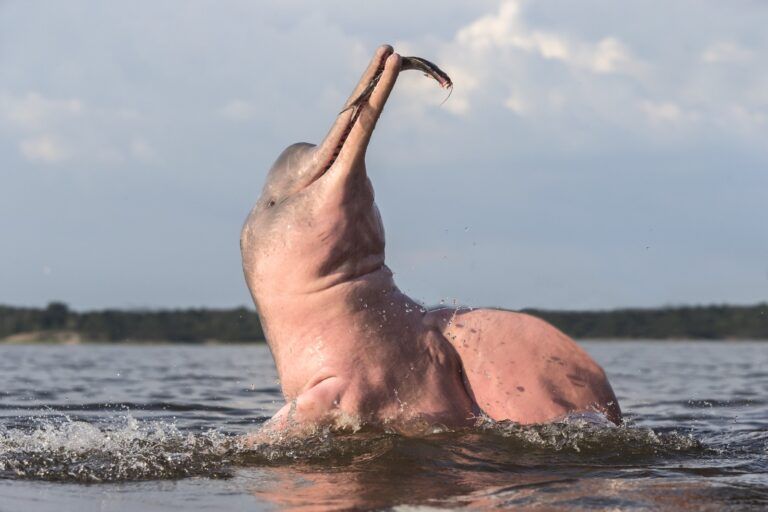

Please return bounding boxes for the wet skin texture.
[240,45,621,436]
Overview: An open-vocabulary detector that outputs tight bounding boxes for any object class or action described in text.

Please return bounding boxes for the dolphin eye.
[266,199,276,208]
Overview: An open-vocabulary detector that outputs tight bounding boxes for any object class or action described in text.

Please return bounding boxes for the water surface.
[0,341,766,510]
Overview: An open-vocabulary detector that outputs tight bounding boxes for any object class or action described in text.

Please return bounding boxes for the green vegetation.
[0,303,264,343]
[524,303,768,340]
[1,302,766,343]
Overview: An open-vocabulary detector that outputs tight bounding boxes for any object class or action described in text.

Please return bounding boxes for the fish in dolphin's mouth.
[320,55,389,175]
[319,50,453,175]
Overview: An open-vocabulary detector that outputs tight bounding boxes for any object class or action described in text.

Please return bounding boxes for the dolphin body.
[241,46,621,437]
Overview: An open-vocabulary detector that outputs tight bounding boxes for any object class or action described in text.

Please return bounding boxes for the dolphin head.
[241,46,401,306]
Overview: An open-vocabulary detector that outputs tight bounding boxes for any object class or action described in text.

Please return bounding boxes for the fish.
[339,55,452,116]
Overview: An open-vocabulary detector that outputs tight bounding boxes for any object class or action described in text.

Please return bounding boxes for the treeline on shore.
[0,303,264,342]
[524,303,768,340]
[1,302,766,343]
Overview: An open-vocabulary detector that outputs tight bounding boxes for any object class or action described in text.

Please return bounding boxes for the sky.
[1,0,766,311]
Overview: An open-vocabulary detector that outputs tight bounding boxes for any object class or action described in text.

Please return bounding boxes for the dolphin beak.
[312,45,401,180]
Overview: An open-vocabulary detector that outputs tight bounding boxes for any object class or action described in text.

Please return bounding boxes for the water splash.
[474,415,703,458]
[242,415,704,466]
[0,414,707,483]
[0,416,234,482]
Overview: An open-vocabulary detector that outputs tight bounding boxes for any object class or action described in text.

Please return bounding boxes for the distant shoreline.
[2,302,766,343]
[2,334,765,345]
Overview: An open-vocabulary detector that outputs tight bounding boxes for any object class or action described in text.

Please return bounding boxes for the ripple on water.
[0,342,766,510]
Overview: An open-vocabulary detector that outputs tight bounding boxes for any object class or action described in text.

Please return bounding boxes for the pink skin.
[240,46,621,439]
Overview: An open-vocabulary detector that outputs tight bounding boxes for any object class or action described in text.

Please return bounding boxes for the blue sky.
[1,0,766,310]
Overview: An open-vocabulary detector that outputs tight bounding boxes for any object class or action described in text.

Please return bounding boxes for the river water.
[0,341,765,511]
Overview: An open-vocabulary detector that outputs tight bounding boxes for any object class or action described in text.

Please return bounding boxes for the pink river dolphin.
[240,45,621,439]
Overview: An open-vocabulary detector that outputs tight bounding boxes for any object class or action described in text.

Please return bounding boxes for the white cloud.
[640,100,684,123]
[504,93,526,114]
[217,99,260,121]
[0,91,155,166]
[392,0,640,123]
[0,0,767,310]
[130,138,156,162]
[0,92,82,131]
[701,41,753,64]
[19,134,73,163]
[590,38,630,73]
[726,105,767,132]
[454,0,633,74]
[389,0,768,152]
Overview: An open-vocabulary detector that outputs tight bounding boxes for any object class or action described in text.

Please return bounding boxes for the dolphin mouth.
[306,47,394,187]
[305,47,451,190]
